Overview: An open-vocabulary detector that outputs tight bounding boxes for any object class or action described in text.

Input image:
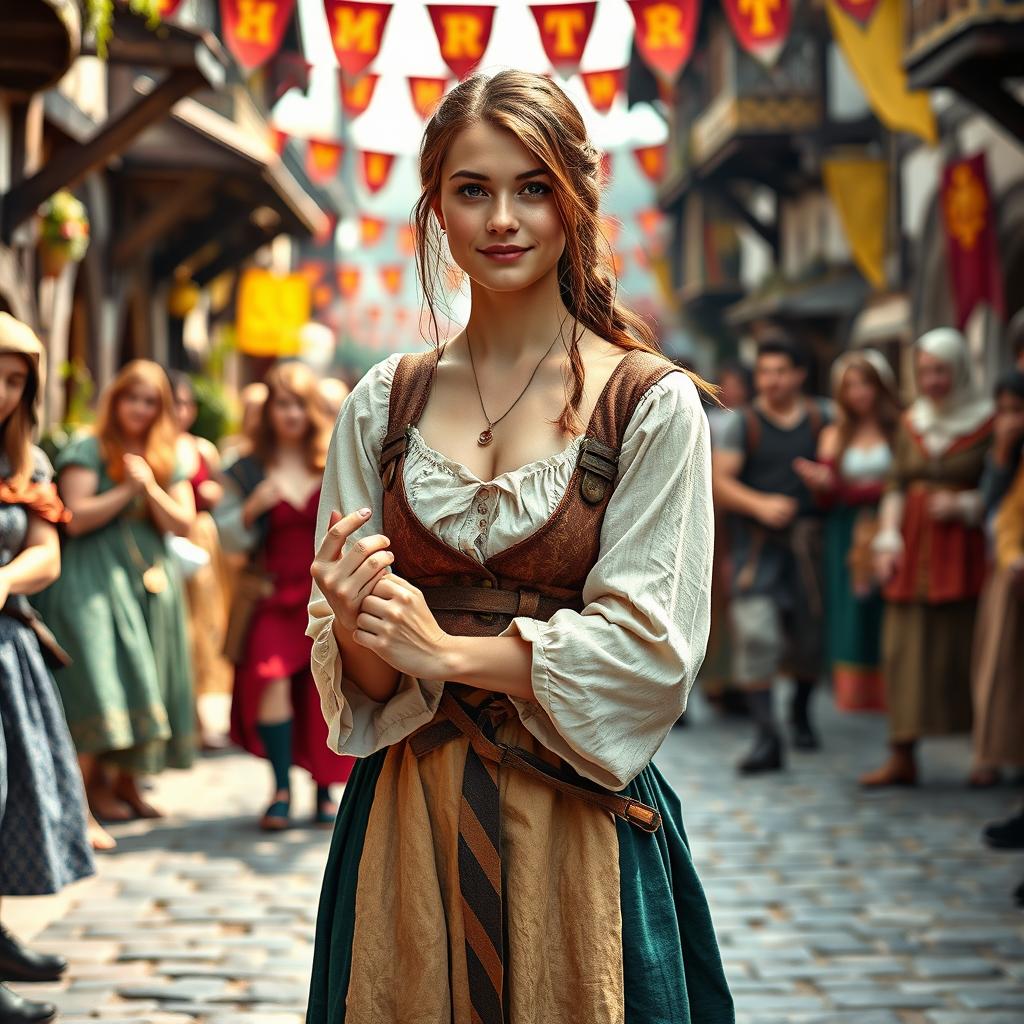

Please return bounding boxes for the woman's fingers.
[345,547,395,599]
[337,532,391,577]
[315,508,371,562]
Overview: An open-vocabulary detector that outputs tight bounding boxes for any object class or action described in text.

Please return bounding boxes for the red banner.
[360,150,395,194]
[833,0,881,25]
[941,153,1005,328]
[722,0,792,66]
[633,143,667,183]
[337,267,361,298]
[581,68,625,114]
[340,72,379,118]
[427,4,496,79]
[359,215,387,246]
[529,2,596,77]
[408,76,448,119]
[219,0,297,71]
[324,1,392,77]
[380,264,404,295]
[636,208,664,237]
[397,224,417,256]
[158,0,185,14]
[306,139,345,183]
[628,0,699,83]
[270,126,289,155]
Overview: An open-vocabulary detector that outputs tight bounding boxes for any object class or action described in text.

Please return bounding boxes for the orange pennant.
[600,215,621,247]
[323,1,392,77]
[633,143,667,183]
[315,212,339,246]
[360,150,395,194]
[396,224,417,256]
[379,264,404,295]
[580,68,625,114]
[408,76,449,119]
[339,71,379,118]
[359,215,387,246]
[306,138,345,183]
[529,2,596,77]
[636,208,664,236]
[158,0,185,14]
[628,0,700,83]
[427,4,496,79]
[269,126,289,155]
[219,0,297,71]
[337,266,361,298]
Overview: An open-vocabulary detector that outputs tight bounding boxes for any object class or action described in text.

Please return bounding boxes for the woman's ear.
[431,200,446,233]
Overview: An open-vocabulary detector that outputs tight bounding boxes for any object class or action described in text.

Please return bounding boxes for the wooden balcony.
[0,0,81,94]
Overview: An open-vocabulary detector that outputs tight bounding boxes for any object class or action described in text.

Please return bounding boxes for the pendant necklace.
[465,317,567,447]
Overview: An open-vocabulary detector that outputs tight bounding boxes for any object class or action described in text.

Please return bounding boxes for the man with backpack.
[712,335,831,773]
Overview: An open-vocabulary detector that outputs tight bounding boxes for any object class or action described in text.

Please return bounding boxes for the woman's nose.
[487,195,518,233]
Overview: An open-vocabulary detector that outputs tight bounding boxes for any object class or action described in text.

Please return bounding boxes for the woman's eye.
[458,184,487,198]
[521,181,550,196]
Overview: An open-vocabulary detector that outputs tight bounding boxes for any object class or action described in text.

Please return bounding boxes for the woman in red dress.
[216,363,353,829]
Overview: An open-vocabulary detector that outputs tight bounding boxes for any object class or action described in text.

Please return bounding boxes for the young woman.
[35,360,196,823]
[169,372,233,747]
[215,363,353,831]
[0,314,93,1024]
[306,71,733,1024]
[865,328,994,787]
[794,350,900,711]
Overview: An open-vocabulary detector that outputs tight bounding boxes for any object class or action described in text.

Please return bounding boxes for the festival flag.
[236,269,309,356]
[628,0,699,83]
[636,208,664,237]
[427,4,496,80]
[721,0,792,66]
[826,0,936,143]
[408,76,449,119]
[380,264,404,295]
[306,138,345,183]
[397,224,417,256]
[269,126,289,155]
[633,143,667,183]
[219,0,297,71]
[360,150,396,194]
[158,0,185,14]
[337,266,362,298]
[340,72,379,117]
[823,156,887,288]
[580,68,625,114]
[529,2,597,78]
[314,212,340,247]
[359,215,387,246]
[834,0,881,25]
[323,1,392,77]
[941,153,1005,328]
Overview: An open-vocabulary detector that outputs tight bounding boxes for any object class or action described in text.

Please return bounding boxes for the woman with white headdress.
[862,328,994,786]
[794,349,901,713]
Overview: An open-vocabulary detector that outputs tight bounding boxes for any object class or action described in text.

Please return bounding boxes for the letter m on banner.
[220,0,297,70]
[427,4,497,80]
[324,1,393,77]
[628,0,699,84]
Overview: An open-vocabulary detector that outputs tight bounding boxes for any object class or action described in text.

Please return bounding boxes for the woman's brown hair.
[95,360,178,488]
[0,355,39,492]
[249,361,331,472]
[833,356,901,463]
[412,69,716,433]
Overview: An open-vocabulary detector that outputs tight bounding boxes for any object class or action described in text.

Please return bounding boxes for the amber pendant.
[142,565,168,595]
[477,428,493,447]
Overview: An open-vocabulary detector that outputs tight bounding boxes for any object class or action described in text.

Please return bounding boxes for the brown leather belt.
[421,585,580,621]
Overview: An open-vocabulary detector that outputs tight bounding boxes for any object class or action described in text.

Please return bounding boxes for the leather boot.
[0,984,55,1024]
[859,742,917,787]
[737,728,784,775]
[0,929,66,984]
[789,680,820,751]
[983,808,1024,850]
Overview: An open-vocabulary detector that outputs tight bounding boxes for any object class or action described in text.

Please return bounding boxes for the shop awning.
[726,270,870,326]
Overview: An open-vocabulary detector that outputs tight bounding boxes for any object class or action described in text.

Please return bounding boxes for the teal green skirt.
[306,753,734,1023]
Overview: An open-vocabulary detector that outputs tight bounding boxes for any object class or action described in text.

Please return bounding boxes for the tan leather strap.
[411,692,663,833]
[380,350,440,489]
[421,585,579,621]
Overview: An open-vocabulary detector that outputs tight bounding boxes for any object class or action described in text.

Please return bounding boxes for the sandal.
[260,793,291,832]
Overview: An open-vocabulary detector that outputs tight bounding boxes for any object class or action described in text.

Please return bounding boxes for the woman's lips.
[479,247,531,262]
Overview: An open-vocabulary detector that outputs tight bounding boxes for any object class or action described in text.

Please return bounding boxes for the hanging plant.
[85,0,162,59]
[38,190,90,277]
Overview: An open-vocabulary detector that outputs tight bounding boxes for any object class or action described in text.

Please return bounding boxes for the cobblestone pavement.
[8,693,1024,1024]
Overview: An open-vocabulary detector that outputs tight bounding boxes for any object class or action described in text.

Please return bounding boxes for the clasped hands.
[310,508,450,679]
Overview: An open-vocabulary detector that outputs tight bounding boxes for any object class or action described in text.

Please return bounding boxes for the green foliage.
[86,0,161,58]
[189,373,231,444]
[38,190,90,262]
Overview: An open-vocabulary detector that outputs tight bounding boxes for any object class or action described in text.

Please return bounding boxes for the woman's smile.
[478,244,533,262]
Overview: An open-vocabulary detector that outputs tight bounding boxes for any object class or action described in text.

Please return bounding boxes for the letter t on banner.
[427,5,497,80]
[529,3,597,78]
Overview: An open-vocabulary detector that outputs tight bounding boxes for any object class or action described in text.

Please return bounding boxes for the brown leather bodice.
[379,347,680,636]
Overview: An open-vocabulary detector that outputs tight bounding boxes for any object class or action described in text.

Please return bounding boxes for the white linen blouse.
[307,352,714,790]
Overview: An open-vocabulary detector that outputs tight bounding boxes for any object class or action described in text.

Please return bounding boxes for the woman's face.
[116,380,162,439]
[267,387,309,444]
[996,390,1024,436]
[434,121,566,295]
[841,366,879,419]
[0,354,30,426]
[173,384,197,433]
[916,350,955,403]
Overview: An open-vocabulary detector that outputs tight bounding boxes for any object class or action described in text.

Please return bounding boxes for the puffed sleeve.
[501,372,714,790]
[213,470,257,555]
[307,353,446,756]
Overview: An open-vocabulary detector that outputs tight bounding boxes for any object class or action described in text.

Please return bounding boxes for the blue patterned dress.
[0,449,93,895]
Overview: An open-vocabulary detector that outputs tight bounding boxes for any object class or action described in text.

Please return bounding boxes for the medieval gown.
[306,351,734,1024]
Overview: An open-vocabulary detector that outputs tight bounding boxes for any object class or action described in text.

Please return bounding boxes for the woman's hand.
[123,454,156,494]
[928,490,961,522]
[197,478,224,508]
[310,509,395,632]
[874,549,901,586]
[243,478,283,524]
[0,569,11,609]
[353,574,450,679]
[792,457,834,493]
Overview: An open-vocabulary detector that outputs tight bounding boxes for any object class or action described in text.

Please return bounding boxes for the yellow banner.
[823,157,888,289]
[826,0,936,144]
[236,268,310,356]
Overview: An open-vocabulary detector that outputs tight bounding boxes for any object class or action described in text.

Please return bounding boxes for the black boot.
[983,808,1024,850]
[737,690,784,774]
[0,929,65,984]
[0,984,55,1024]
[790,679,820,751]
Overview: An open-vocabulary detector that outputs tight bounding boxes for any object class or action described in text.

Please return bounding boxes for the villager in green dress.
[34,434,195,774]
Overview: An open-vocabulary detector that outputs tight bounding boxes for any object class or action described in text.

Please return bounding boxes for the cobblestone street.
[8,694,1024,1024]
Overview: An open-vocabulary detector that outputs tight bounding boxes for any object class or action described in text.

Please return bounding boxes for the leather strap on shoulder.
[380,350,440,488]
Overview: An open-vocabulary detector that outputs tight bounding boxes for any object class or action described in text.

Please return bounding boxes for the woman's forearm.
[64,483,138,536]
[0,521,60,595]
[145,483,195,536]
[441,634,535,701]
[334,619,402,702]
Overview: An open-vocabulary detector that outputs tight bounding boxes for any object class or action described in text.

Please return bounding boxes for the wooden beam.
[710,182,779,259]
[950,71,1024,146]
[1,66,209,240]
[151,200,250,280]
[112,172,216,269]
